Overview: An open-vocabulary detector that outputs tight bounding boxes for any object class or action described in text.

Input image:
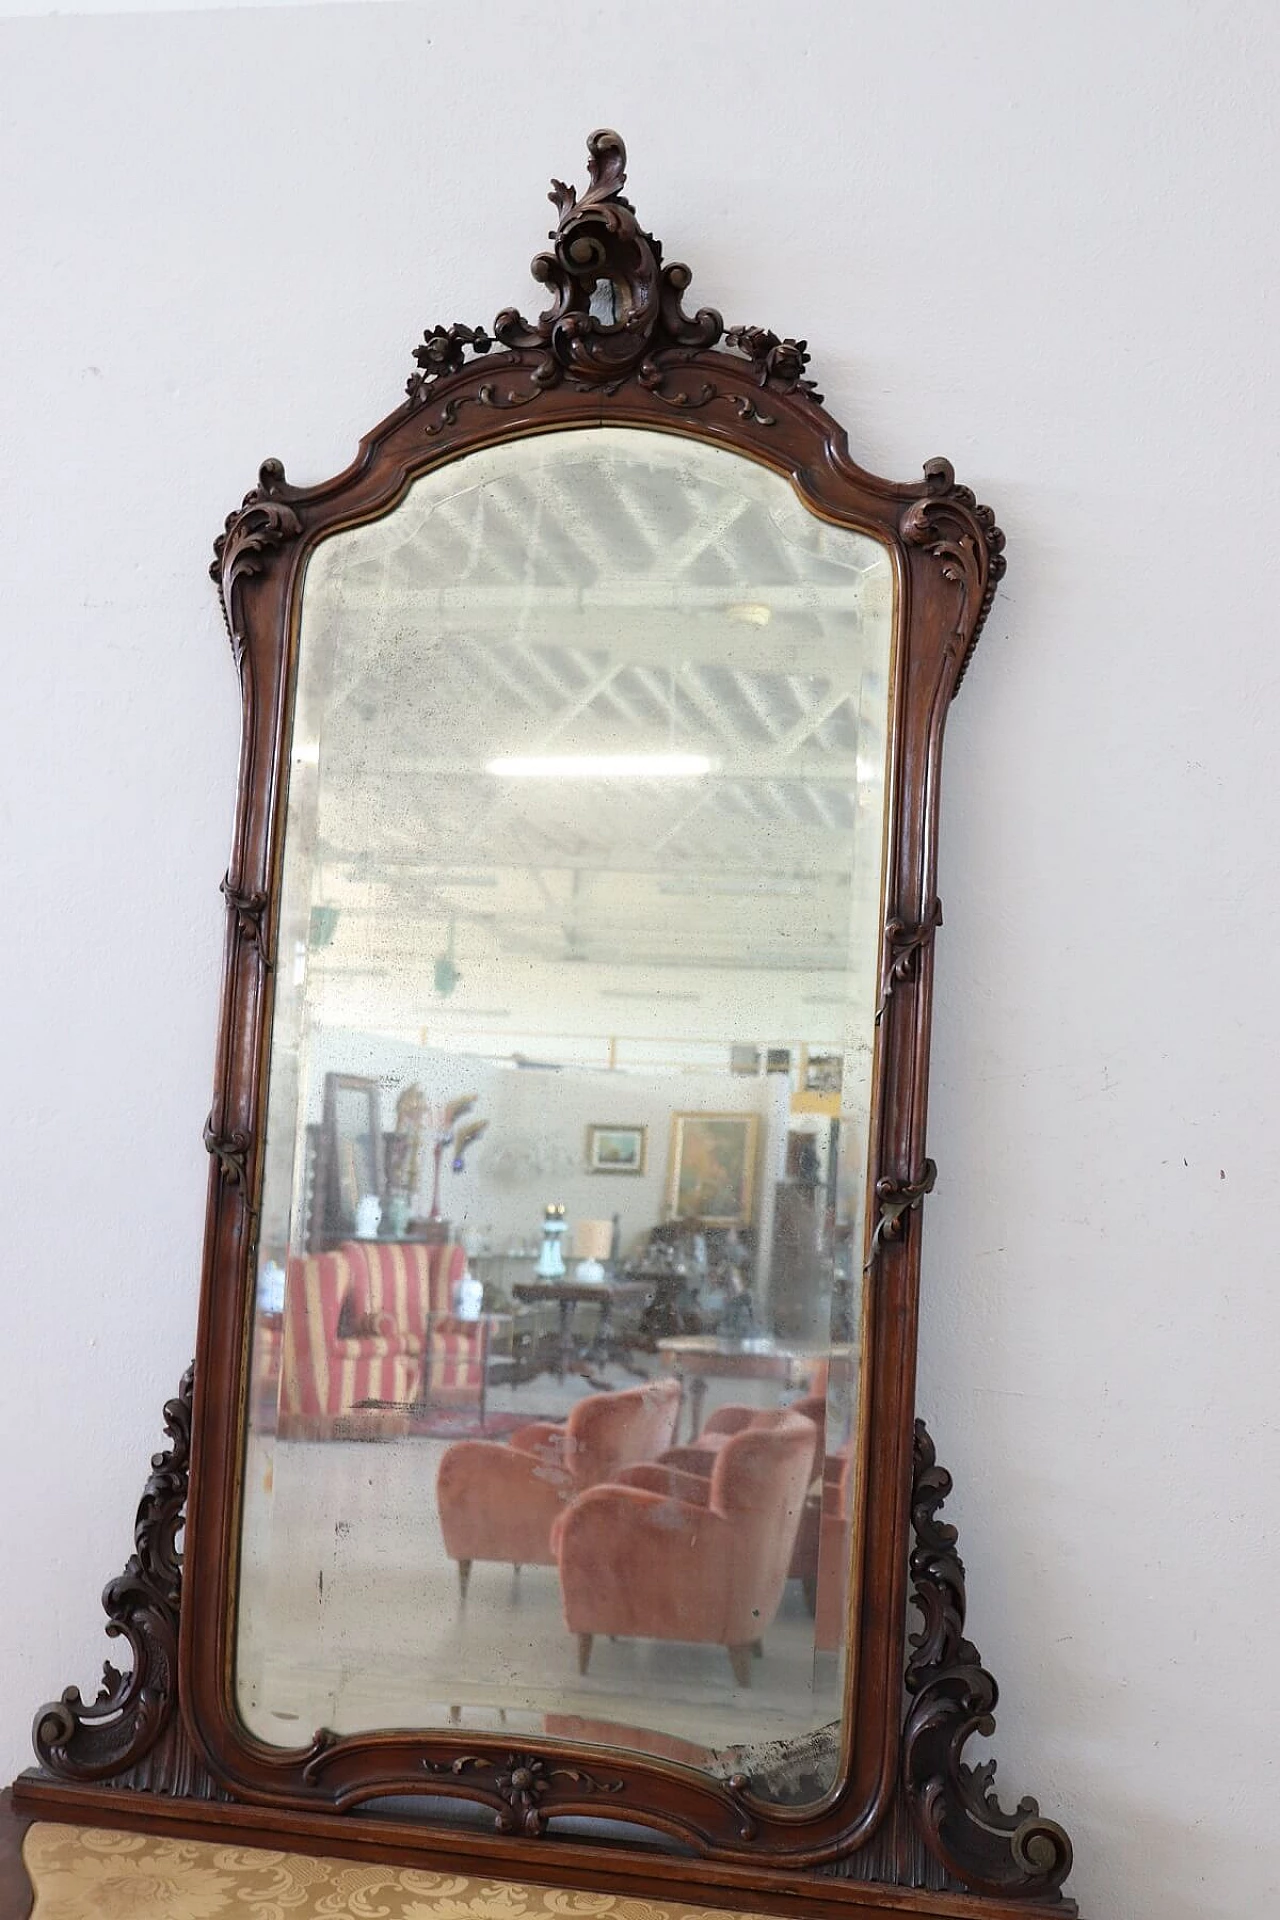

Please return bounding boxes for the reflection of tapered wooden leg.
[458,1559,472,1602]
[728,1644,752,1687]
[752,1639,763,1658]
[448,1704,461,1725]
[577,1633,594,1675]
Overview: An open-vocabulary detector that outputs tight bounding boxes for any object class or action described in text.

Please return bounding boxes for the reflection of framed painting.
[803,1050,843,1095]
[586,1124,647,1175]
[666,1112,759,1225]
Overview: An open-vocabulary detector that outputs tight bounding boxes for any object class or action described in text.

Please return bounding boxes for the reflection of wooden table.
[656,1335,826,1441]
[513,1279,653,1386]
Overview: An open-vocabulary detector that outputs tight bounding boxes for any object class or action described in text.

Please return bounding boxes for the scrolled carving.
[210,458,302,671]
[406,129,736,414]
[878,898,944,1020]
[867,1160,937,1262]
[33,1368,193,1783]
[904,1420,1073,1901]
[901,457,1007,693]
[202,1115,251,1189]
[423,1751,624,1836]
[219,873,270,967]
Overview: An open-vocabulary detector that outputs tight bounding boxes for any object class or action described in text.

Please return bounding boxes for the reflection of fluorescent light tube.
[486,753,715,779]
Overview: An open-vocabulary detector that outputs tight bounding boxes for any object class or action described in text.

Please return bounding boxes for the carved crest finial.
[404,130,828,420]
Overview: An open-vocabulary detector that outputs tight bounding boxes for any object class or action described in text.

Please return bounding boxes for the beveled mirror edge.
[15,132,1077,1914]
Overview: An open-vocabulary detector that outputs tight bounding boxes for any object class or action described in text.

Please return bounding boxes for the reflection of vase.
[535,1219,567,1279]
[354,1193,382,1239]
[386,1193,410,1237]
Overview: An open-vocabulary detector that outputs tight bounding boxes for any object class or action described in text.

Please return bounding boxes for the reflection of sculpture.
[385,1084,427,1200]
[426,1095,489,1225]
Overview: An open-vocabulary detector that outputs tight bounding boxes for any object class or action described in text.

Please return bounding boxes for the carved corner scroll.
[210,458,302,675]
[901,459,1007,694]
[33,1369,197,1788]
[403,129,822,432]
[904,1420,1073,1901]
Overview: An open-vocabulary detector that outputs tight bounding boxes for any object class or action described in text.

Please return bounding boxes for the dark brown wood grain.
[0,1790,34,1920]
[12,130,1074,1916]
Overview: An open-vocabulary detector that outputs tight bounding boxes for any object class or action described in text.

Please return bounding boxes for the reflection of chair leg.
[801,1571,818,1615]
[457,1558,472,1602]
[728,1644,753,1687]
[752,1639,763,1658]
[577,1633,594,1675]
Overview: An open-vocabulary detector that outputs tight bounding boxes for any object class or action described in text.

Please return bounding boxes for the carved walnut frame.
[15,133,1079,1920]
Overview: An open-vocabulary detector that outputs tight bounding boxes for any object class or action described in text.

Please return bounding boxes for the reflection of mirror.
[311,1072,383,1248]
[22,130,1073,1914]
[241,427,893,1799]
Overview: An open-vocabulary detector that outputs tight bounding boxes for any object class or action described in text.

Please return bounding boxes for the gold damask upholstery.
[22,1823,764,1920]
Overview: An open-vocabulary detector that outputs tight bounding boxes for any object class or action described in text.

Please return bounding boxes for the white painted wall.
[2,5,1276,1915]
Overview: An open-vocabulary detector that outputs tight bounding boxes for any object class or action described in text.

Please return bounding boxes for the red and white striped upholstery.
[343,1240,485,1400]
[279,1247,419,1438]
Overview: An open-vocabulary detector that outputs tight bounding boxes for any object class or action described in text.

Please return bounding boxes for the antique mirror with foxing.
[15,134,1080,1920]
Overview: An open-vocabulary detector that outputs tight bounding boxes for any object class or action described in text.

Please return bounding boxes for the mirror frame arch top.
[17,133,1079,1920]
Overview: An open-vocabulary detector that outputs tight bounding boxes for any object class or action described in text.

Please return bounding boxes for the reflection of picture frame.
[312,1073,384,1248]
[803,1050,843,1096]
[586,1124,647,1175]
[666,1112,759,1226]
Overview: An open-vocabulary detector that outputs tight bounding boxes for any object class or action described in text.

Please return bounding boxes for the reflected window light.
[486,752,716,779]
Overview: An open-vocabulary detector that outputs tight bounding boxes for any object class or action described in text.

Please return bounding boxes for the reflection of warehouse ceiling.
[295,430,893,1016]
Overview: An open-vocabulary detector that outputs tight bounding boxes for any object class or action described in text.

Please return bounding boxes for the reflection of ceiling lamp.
[486,753,715,779]
[434,917,460,996]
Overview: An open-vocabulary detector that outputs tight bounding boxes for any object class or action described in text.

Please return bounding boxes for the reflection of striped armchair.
[344,1241,488,1410]
[279,1247,419,1440]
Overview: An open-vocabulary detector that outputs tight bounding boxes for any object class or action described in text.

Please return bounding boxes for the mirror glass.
[237,427,894,1805]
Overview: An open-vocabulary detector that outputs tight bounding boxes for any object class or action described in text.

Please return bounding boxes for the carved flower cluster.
[726,325,823,402]
[406,323,493,401]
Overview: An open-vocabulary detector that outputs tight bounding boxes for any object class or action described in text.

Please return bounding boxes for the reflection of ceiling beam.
[324,756,864,784]
[324,583,876,612]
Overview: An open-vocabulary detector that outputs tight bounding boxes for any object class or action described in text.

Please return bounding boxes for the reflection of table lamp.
[535,1202,568,1279]
[573,1219,613,1284]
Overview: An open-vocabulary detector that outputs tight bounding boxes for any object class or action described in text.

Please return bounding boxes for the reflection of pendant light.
[309,905,339,948]
[434,917,460,997]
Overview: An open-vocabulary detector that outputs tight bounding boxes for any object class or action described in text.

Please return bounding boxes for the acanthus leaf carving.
[901,458,1007,695]
[210,458,302,675]
[904,1419,1073,1901]
[877,898,944,1022]
[202,1115,251,1190]
[422,1750,624,1837]
[219,873,270,968]
[867,1160,937,1263]
[403,130,824,436]
[33,1368,192,1783]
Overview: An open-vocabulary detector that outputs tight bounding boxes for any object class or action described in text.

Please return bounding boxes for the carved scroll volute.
[492,128,722,383]
[900,458,1007,694]
[903,1421,1073,1901]
[33,1370,192,1783]
[210,458,302,677]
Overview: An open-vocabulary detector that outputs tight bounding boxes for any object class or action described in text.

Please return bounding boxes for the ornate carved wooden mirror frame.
[13,132,1080,1920]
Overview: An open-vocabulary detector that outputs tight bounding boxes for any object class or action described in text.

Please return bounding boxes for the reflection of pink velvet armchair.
[555,1411,816,1685]
[660,1398,825,1477]
[436,1379,681,1594]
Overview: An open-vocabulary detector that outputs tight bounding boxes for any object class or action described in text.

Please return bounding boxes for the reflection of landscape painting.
[667,1113,759,1225]
[586,1124,646,1174]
